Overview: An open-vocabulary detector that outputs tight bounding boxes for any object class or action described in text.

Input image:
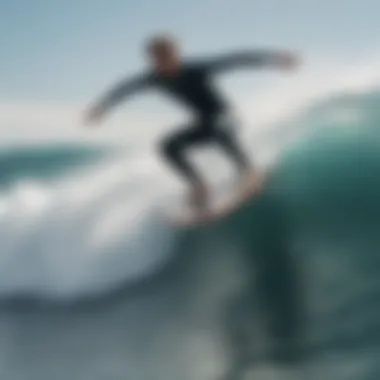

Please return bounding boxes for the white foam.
[0,155,176,299]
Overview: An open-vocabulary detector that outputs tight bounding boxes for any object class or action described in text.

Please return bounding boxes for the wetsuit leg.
[160,124,209,187]
[160,116,251,187]
[212,116,252,172]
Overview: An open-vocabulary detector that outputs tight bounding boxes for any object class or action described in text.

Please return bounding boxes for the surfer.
[85,34,299,209]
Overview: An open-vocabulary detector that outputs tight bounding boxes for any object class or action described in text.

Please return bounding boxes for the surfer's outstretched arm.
[206,50,300,73]
[85,74,151,125]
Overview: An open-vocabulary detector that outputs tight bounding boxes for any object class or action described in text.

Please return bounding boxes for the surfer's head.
[146,34,181,76]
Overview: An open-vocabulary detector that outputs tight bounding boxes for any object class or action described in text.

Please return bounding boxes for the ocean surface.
[0,87,380,380]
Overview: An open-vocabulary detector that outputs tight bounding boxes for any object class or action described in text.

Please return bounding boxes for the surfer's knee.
[160,135,182,161]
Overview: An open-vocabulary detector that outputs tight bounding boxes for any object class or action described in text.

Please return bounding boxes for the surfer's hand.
[84,105,105,127]
[276,51,300,71]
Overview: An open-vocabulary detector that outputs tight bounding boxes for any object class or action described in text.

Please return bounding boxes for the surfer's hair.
[146,34,177,56]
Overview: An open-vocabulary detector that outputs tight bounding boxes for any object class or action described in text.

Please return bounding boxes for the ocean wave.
[0,143,117,188]
[0,77,380,301]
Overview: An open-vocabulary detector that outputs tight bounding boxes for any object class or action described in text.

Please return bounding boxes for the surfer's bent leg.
[213,117,252,173]
[160,126,207,188]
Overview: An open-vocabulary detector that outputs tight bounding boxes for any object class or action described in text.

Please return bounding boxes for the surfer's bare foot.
[189,184,210,211]
[252,174,264,193]
[239,168,263,194]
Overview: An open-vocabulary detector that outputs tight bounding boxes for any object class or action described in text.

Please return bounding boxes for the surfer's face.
[148,39,181,76]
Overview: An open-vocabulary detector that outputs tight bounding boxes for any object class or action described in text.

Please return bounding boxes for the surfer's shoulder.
[181,59,211,73]
[138,71,156,85]
[140,70,160,86]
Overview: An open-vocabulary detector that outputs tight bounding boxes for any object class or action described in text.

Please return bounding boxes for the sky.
[0,0,379,144]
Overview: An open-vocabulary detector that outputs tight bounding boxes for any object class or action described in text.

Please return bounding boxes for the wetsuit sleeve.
[95,73,153,113]
[205,50,286,73]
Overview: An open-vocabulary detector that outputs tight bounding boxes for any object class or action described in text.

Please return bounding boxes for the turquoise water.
[0,144,115,188]
[0,89,379,379]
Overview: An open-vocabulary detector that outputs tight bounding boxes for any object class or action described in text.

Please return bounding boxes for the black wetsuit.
[98,51,278,186]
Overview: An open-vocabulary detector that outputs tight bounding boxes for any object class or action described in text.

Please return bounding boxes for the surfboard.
[168,173,264,228]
